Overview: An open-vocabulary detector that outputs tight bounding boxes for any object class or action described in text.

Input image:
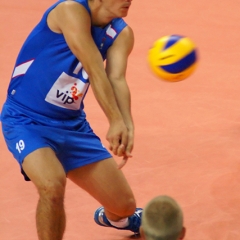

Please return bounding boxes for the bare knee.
[37,178,66,205]
[112,196,136,217]
[123,196,136,216]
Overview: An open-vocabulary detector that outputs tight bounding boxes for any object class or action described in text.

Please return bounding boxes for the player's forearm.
[110,79,134,131]
[73,49,123,123]
[89,70,124,124]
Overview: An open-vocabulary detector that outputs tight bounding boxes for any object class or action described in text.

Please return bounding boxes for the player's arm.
[105,26,135,167]
[48,1,127,154]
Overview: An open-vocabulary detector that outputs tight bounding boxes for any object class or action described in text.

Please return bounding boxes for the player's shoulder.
[109,23,134,54]
[53,0,90,14]
[117,25,134,43]
[111,18,133,37]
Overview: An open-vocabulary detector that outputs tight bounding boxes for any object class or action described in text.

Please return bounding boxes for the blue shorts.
[1,99,112,181]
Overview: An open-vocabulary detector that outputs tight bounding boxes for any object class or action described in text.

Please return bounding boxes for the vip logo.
[55,82,84,105]
[56,90,75,105]
[45,72,89,110]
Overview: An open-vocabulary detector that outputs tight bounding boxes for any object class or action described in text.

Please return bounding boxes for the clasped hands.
[106,121,134,169]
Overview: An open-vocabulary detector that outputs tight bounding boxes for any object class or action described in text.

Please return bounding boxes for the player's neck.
[88,1,115,28]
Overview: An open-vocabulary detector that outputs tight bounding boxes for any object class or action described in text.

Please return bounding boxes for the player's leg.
[67,157,135,219]
[67,157,142,233]
[22,147,67,240]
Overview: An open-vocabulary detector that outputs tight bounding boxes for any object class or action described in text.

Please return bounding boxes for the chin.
[117,8,129,17]
[119,12,128,18]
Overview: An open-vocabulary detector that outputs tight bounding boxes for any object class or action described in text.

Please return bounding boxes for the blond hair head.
[141,195,184,240]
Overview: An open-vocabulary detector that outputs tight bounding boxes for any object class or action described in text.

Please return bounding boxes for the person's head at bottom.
[140,195,186,240]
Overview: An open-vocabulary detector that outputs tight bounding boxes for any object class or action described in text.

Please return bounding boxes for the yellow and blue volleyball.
[147,35,198,82]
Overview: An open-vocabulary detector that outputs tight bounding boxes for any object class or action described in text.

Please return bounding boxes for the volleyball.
[147,35,198,82]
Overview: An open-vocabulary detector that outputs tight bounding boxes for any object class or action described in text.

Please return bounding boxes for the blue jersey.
[7,0,127,120]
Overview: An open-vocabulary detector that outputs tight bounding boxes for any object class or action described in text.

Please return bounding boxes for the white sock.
[108,217,129,228]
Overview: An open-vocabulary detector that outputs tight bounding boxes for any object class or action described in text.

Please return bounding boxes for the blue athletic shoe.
[94,207,142,233]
